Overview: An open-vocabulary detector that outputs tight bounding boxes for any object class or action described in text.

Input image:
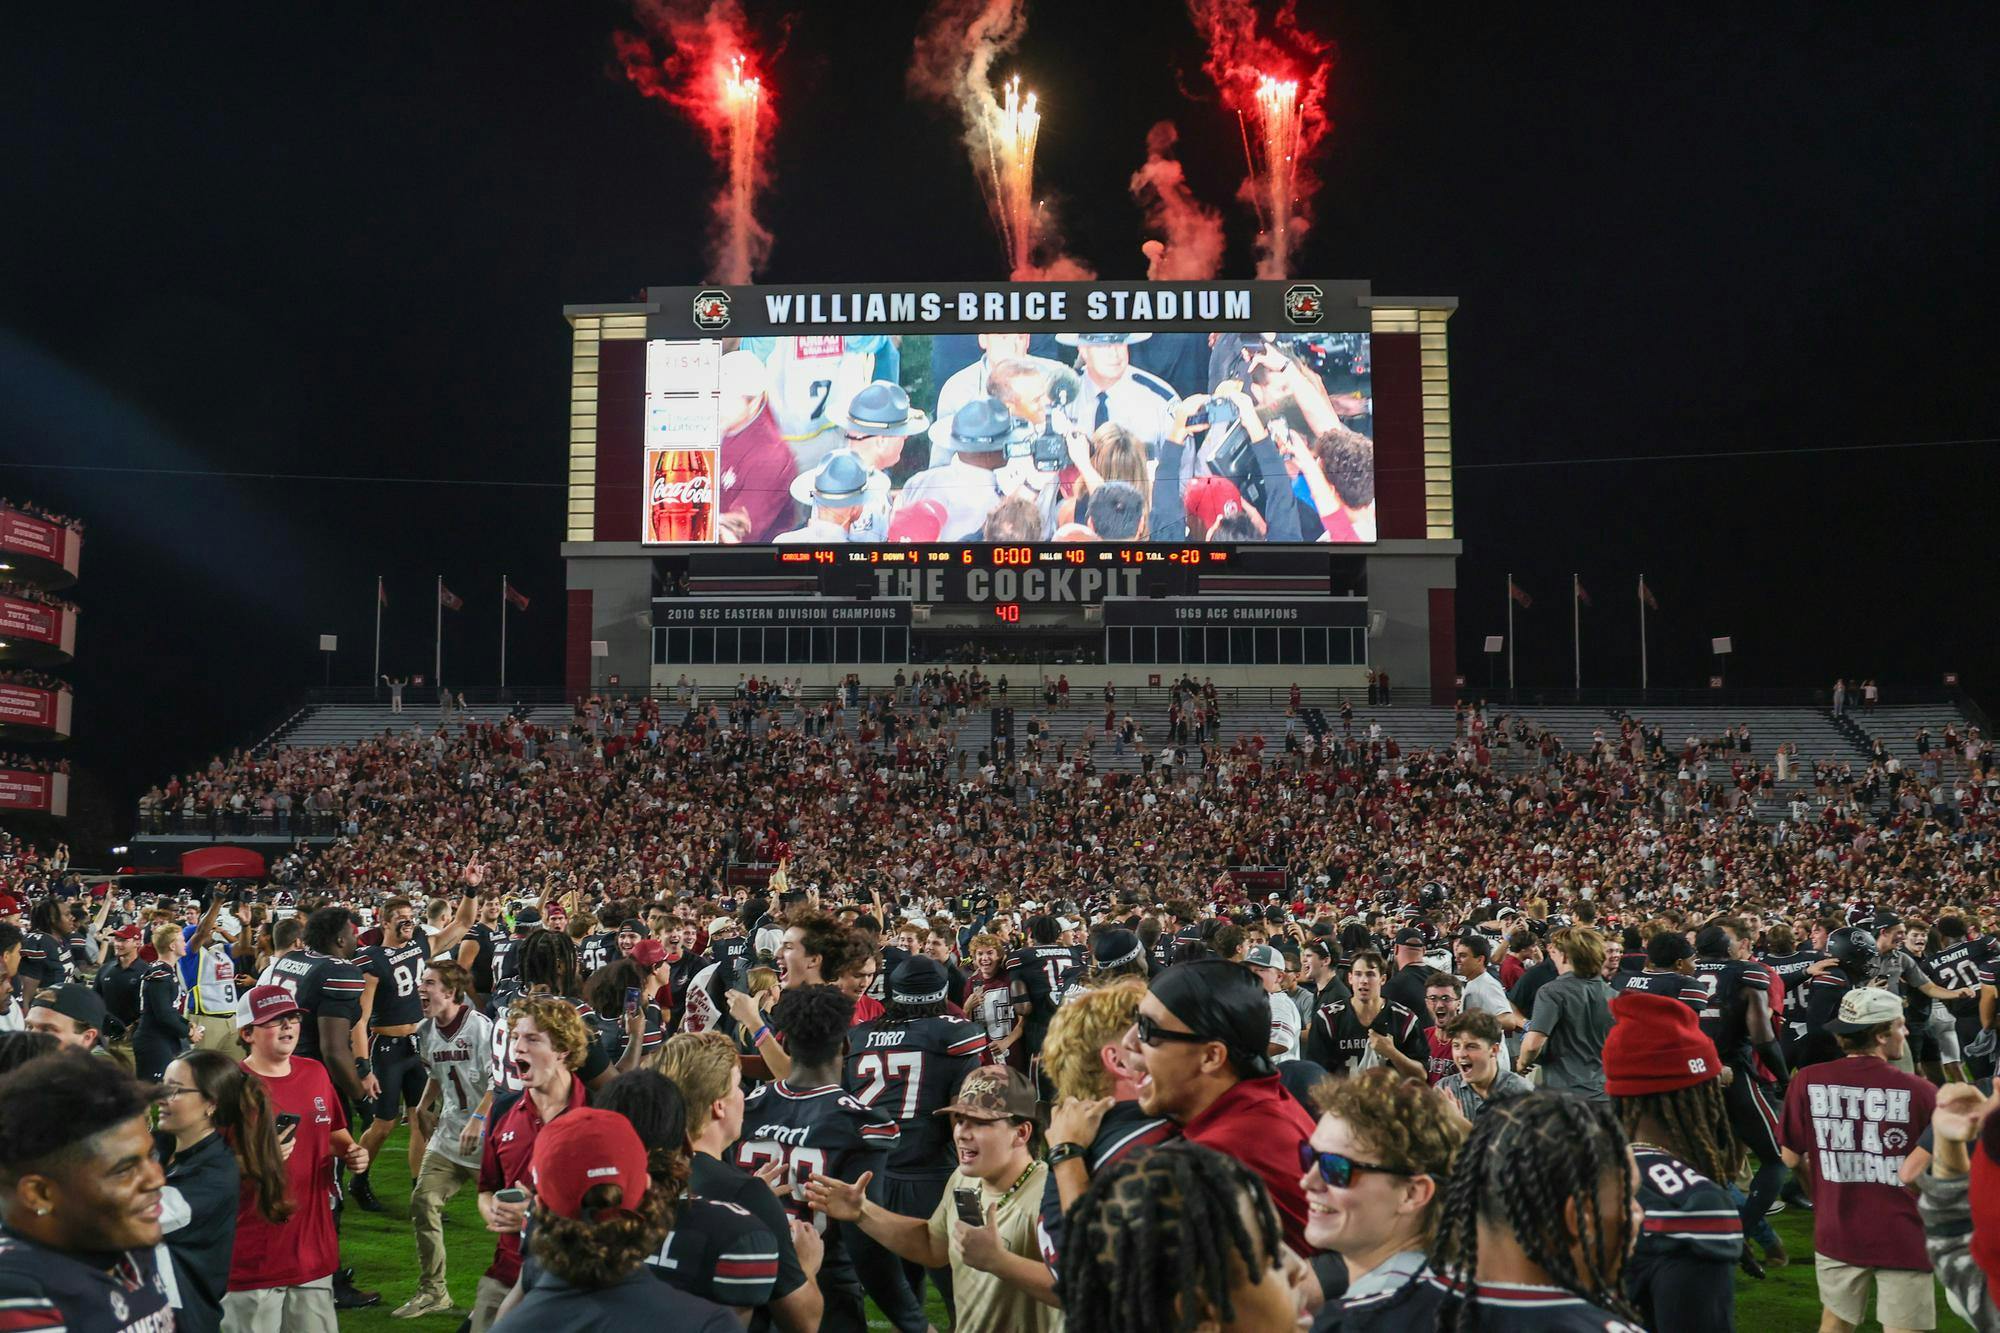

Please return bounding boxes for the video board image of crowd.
[642,328,1373,547]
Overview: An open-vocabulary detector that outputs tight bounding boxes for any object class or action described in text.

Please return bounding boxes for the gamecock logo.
[692,289,732,331]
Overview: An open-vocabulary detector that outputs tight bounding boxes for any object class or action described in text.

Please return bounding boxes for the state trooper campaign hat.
[790,448,892,506]
[936,397,1032,456]
[836,380,931,438]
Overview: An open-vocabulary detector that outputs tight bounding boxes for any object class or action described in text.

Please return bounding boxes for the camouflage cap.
[934,1065,1039,1123]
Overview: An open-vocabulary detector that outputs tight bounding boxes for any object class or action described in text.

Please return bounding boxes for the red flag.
[1639,577,1659,612]
[377,577,387,608]
[1575,580,1591,609]
[504,582,530,612]
[1510,581,1533,609]
[438,583,463,612]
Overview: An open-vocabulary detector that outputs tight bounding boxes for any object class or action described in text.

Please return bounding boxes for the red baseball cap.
[0,895,20,918]
[1182,475,1247,541]
[1603,991,1721,1097]
[886,499,947,544]
[629,938,669,968]
[530,1107,650,1221]
[112,923,144,941]
[240,985,301,1028]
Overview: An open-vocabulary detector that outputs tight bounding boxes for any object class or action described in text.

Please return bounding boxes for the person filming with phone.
[227,983,370,1333]
[806,1064,1060,1333]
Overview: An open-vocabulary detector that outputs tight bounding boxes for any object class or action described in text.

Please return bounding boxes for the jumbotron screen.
[640,283,1373,547]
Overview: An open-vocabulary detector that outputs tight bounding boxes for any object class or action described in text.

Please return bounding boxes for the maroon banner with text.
[0,509,78,578]
[0,770,65,816]
[0,684,70,736]
[0,596,75,655]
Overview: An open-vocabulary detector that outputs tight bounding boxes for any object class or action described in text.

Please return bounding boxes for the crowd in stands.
[0,584,78,613]
[0,498,84,532]
[0,750,68,775]
[20,689,1996,1332]
[0,669,69,693]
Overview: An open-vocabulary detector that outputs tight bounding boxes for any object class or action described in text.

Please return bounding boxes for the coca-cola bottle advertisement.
[646,447,719,543]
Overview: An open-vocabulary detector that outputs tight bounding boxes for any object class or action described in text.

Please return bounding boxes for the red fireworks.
[1186,0,1333,277]
[615,1,775,283]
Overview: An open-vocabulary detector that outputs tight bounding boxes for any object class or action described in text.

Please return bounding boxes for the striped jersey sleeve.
[651,1197,780,1310]
[1632,1147,1743,1261]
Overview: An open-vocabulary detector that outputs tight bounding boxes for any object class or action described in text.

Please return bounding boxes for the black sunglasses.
[1298,1139,1409,1189]
[1134,1013,1213,1048]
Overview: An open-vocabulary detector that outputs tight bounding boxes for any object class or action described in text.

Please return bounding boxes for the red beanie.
[1603,991,1722,1097]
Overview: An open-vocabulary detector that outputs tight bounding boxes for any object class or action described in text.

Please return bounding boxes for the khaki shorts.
[1814,1254,1934,1330]
[222,1278,337,1333]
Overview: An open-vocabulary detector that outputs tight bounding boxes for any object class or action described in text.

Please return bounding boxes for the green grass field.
[335,1126,1972,1331]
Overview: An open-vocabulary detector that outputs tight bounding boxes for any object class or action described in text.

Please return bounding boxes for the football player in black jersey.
[349,887,475,1211]
[17,898,76,998]
[0,1052,176,1333]
[845,956,990,1310]
[266,906,368,1104]
[1604,991,1747,1327]
[1690,921,1788,1252]
[1923,914,1994,1079]
[1754,921,1823,1058]
[576,902,623,975]
[1798,924,1877,1070]
[1608,930,1706,1011]
[733,985,924,1333]
[1005,915,1074,1082]
[658,1032,824,1333]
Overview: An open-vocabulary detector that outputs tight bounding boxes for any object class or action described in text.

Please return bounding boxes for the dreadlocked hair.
[1056,1142,1283,1333]
[515,927,581,997]
[1614,1081,1742,1186]
[1427,1091,1643,1331]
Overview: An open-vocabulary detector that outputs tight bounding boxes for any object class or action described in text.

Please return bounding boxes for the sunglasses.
[1133,1013,1213,1048]
[1297,1140,1409,1190]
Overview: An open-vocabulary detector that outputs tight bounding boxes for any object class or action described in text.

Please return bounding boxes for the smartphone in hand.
[623,986,641,1019]
[953,1187,985,1226]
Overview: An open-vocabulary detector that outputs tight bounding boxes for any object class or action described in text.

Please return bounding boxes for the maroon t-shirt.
[1780,1055,1935,1270]
[232,1056,345,1289]
[1181,1073,1318,1255]
[478,1075,588,1284]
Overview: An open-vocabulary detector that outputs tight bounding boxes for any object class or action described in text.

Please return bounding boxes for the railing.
[132,808,346,841]
[1452,684,1983,713]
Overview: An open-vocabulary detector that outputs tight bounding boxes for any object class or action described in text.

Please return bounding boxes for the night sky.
[4,3,1994,853]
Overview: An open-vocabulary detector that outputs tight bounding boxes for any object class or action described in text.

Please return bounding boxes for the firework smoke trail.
[1186,0,1332,278]
[1131,121,1225,280]
[615,1,775,283]
[910,0,1093,278]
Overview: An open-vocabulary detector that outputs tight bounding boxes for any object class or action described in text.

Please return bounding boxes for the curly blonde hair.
[506,995,593,1070]
[1043,977,1145,1101]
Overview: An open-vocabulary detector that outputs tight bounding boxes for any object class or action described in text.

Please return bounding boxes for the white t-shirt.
[1459,971,1516,1072]
[1268,990,1301,1063]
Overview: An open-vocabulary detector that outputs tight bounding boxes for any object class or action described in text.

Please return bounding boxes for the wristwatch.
[1046,1142,1087,1167]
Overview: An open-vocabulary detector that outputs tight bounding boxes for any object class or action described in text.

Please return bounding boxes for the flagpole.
[1506,573,1515,692]
[500,574,508,692]
[435,574,443,690]
[373,576,382,697]
[1639,575,1649,693]
[1572,573,1581,692]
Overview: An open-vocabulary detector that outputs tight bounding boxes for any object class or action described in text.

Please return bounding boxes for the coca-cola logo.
[654,475,713,505]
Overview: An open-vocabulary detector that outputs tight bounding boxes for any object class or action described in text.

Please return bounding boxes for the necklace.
[981,1160,1040,1211]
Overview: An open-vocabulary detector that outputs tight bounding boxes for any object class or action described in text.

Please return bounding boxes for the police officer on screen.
[1057,331,1179,455]
[774,450,892,545]
[894,398,1033,543]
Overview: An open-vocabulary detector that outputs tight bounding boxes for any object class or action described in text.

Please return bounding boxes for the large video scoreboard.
[563,279,1459,699]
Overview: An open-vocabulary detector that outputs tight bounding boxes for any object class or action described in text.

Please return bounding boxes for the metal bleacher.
[268,702,573,750]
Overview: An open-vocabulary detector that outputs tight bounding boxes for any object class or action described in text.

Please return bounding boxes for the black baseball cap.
[30,984,107,1032]
[1394,927,1426,949]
